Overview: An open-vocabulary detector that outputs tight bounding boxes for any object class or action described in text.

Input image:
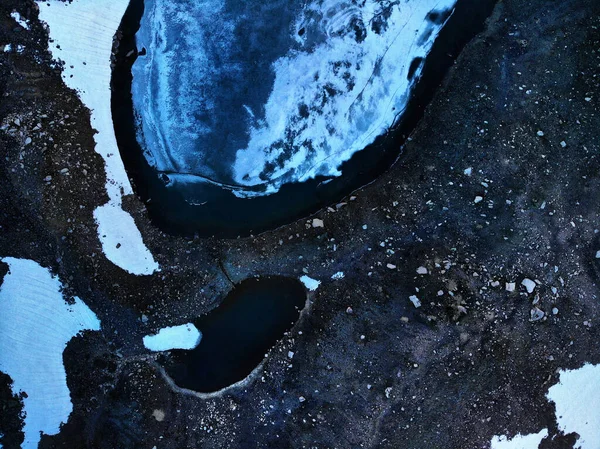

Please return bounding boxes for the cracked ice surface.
[133,0,457,199]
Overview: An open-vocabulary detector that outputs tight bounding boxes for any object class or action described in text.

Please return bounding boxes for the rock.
[346,306,353,314]
[386,263,396,269]
[521,278,536,294]
[506,282,516,292]
[312,218,324,228]
[409,295,421,308]
[416,266,428,275]
[530,308,545,322]
[152,409,165,422]
[298,396,305,403]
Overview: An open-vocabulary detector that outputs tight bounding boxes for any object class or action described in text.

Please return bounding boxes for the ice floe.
[37,0,158,275]
[143,323,202,352]
[0,257,101,449]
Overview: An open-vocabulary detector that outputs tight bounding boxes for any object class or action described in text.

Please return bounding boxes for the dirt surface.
[0,0,599,448]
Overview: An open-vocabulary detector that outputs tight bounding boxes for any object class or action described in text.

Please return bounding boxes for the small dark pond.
[162,277,307,393]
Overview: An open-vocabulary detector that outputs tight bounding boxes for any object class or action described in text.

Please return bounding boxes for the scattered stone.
[288,351,294,359]
[552,307,559,315]
[595,250,600,259]
[298,396,305,403]
[386,263,396,269]
[530,308,545,322]
[152,409,165,422]
[416,266,428,275]
[537,130,544,136]
[506,282,516,292]
[409,295,421,308]
[521,278,536,294]
[346,306,353,314]
[464,167,472,176]
[312,218,324,228]
[474,196,483,204]
[560,141,567,148]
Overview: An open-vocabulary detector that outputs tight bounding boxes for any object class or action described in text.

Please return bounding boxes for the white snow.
[331,271,345,280]
[0,257,101,449]
[37,0,158,275]
[10,12,30,30]
[94,204,159,275]
[547,363,600,449]
[490,363,600,449]
[300,275,321,291]
[490,429,548,449]
[595,250,600,259]
[143,323,202,352]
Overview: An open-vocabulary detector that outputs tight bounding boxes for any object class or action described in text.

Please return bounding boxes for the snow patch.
[331,271,345,280]
[490,429,548,449]
[547,363,600,448]
[94,203,158,276]
[10,12,30,30]
[143,323,202,352]
[300,276,321,291]
[37,0,158,275]
[0,257,101,449]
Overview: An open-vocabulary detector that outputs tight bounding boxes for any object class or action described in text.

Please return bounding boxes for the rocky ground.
[1,0,599,447]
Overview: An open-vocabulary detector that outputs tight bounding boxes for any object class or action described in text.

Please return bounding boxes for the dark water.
[112,0,497,237]
[163,277,307,393]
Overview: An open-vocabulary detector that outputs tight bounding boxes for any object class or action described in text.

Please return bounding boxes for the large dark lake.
[112,0,496,236]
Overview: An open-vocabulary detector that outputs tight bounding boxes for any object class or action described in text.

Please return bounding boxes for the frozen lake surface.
[113,0,496,235]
